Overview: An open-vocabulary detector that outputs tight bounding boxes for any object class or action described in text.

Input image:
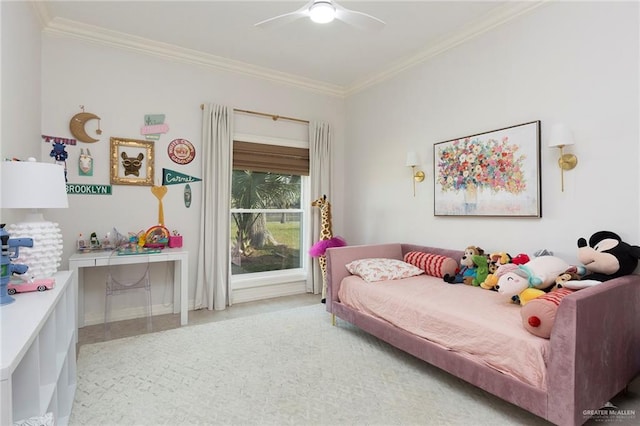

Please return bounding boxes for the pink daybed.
[325,243,640,426]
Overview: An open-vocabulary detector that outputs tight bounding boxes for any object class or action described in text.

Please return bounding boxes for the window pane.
[230,212,302,275]
[231,170,301,209]
[230,170,303,276]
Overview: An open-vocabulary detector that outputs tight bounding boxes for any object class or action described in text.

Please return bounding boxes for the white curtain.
[195,104,232,310]
[308,121,333,295]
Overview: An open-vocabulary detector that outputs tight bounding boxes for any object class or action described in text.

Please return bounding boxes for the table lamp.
[1,159,69,280]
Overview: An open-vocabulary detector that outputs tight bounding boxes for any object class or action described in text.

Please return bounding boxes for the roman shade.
[233,141,309,175]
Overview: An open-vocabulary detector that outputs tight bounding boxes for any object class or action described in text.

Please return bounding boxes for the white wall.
[0,1,42,226]
[16,27,344,324]
[344,1,640,263]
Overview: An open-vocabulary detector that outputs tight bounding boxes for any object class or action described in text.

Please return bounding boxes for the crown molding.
[345,0,550,96]
[40,1,548,99]
[42,17,346,98]
[30,1,51,28]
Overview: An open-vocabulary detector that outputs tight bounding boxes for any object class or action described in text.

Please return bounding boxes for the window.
[230,137,309,278]
[230,171,305,275]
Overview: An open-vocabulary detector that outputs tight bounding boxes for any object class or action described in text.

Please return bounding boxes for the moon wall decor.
[69,106,102,143]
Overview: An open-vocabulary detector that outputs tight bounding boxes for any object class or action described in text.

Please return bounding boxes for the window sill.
[231,268,307,290]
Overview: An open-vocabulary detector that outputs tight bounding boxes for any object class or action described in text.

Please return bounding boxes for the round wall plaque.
[168,138,195,165]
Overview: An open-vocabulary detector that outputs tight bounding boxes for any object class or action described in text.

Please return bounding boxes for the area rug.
[70,304,549,425]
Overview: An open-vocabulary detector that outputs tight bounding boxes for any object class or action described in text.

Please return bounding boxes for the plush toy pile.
[443,231,640,339]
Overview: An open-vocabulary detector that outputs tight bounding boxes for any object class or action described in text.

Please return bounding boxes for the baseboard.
[231,281,307,304]
[83,282,308,325]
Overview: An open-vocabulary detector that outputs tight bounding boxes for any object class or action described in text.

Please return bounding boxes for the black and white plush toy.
[562,231,640,289]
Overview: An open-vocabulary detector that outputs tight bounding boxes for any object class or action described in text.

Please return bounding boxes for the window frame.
[229,134,311,291]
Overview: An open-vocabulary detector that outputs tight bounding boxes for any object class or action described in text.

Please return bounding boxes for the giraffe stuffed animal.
[310,195,346,303]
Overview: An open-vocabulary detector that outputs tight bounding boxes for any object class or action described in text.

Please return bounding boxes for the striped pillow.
[521,288,574,338]
[403,251,458,278]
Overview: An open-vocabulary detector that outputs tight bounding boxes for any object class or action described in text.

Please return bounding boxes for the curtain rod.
[200,104,309,125]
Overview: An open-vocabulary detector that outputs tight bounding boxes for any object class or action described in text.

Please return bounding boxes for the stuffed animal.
[562,231,640,289]
[495,255,570,304]
[443,246,484,284]
[521,288,575,338]
[552,266,585,290]
[490,252,512,265]
[518,287,546,305]
[481,252,512,290]
[511,253,530,265]
[480,260,500,290]
[471,255,490,287]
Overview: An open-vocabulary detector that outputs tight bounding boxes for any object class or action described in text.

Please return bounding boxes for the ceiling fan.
[254,0,385,31]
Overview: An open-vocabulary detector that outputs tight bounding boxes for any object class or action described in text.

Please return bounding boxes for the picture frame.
[110,137,155,186]
[433,120,541,217]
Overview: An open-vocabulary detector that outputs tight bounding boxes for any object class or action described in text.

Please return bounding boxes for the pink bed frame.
[326,243,640,426]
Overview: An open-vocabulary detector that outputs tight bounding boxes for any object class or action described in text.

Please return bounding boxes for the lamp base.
[7,220,63,280]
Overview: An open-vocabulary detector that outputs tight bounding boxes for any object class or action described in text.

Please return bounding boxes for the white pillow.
[346,258,425,282]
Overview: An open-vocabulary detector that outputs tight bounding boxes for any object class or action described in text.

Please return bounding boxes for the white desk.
[69,248,189,327]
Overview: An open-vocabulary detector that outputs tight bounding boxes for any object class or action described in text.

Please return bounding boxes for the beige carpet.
[70,304,575,425]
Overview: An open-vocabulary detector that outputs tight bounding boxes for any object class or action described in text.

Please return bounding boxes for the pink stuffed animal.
[495,256,570,304]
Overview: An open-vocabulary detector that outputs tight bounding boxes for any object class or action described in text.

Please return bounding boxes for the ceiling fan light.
[309,2,336,24]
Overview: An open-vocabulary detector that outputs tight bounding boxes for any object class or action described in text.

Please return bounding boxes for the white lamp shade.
[1,160,68,280]
[405,151,420,167]
[548,124,575,148]
[1,160,69,209]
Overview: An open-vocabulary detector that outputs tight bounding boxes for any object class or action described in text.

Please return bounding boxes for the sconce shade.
[1,159,68,280]
[405,151,419,167]
[548,124,575,148]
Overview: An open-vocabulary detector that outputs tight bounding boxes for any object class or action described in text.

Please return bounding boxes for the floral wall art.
[434,121,541,217]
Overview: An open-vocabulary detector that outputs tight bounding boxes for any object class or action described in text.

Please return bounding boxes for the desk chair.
[104,250,152,336]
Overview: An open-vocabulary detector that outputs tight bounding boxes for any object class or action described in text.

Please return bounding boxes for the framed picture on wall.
[433,120,541,217]
[110,137,155,186]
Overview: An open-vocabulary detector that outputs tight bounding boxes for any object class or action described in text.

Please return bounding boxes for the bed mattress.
[338,274,550,390]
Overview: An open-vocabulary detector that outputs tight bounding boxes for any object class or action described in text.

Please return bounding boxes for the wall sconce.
[405,151,425,197]
[548,124,578,192]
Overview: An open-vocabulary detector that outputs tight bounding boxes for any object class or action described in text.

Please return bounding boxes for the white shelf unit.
[0,270,77,426]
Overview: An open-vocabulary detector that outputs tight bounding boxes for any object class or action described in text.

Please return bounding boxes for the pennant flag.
[162,168,202,185]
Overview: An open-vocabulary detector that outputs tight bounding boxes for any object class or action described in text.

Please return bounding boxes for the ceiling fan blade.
[254,1,312,29]
[334,3,385,31]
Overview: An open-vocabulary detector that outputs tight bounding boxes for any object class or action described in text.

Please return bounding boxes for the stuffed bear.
[561,231,640,289]
[443,246,484,284]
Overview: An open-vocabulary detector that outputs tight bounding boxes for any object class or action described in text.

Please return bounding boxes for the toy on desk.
[169,230,183,248]
[117,245,161,256]
[90,232,100,249]
[76,231,115,252]
[7,278,55,295]
[1,224,34,305]
[144,225,170,248]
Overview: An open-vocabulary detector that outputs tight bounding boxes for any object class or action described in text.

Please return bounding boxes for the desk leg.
[177,257,189,326]
[173,261,180,315]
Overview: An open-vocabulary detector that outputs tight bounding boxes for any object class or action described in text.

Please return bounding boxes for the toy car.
[7,278,55,295]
